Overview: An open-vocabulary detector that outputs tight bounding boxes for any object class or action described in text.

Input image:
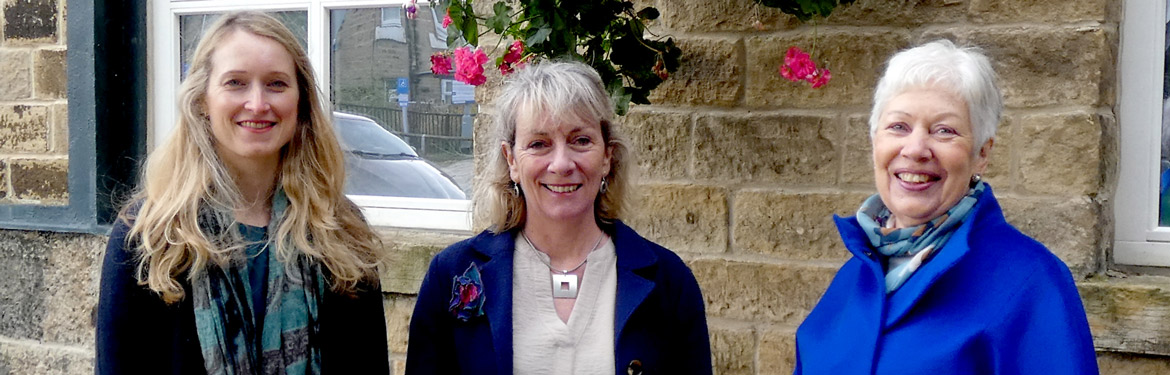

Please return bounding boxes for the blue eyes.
[223,79,290,90]
[524,137,594,150]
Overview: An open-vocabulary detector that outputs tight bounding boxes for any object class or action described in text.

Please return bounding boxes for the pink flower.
[454,47,489,86]
[405,0,418,20]
[431,53,452,75]
[810,68,831,88]
[779,46,832,89]
[442,9,453,28]
[498,40,526,76]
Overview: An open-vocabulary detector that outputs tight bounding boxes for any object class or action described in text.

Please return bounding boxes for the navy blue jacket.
[96,219,390,375]
[405,221,712,374]
[795,187,1098,374]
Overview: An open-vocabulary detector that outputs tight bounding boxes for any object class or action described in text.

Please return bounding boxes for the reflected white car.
[333,112,467,200]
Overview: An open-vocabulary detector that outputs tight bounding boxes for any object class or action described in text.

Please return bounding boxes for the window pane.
[179,11,308,79]
[1160,0,1170,226]
[330,5,473,201]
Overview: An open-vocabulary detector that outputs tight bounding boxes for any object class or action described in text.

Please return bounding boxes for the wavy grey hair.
[473,60,631,233]
[869,39,1003,153]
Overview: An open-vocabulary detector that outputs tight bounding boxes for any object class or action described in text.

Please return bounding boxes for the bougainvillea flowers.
[430,52,452,75]
[453,47,489,86]
[498,40,526,75]
[779,46,832,89]
[442,9,453,28]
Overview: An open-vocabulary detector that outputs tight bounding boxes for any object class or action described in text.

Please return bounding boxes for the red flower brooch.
[448,263,486,321]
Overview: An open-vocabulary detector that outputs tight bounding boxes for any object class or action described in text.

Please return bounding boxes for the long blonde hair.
[474,61,632,233]
[123,11,381,303]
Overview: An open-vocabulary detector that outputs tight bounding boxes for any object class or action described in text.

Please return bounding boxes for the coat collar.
[463,220,660,372]
[836,185,1005,328]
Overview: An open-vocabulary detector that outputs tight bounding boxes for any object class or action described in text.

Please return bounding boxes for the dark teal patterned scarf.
[857,181,985,293]
[192,190,325,375]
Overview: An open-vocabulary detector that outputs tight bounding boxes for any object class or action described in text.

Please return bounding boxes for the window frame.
[0,0,147,234]
[150,0,473,232]
[1114,0,1170,265]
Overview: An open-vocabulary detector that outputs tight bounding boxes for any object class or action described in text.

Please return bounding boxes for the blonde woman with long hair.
[96,12,389,374]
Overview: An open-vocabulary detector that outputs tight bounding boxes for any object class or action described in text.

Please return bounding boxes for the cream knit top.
[511,236,617,375]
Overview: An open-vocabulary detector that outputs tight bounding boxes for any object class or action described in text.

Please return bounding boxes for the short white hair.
[869,39,1002,151]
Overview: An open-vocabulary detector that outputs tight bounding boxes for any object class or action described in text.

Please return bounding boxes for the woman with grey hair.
[406,61,712,375]
[794,40,1097,374]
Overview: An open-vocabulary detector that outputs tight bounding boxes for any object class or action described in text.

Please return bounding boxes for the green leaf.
[462,13,479,46]
[526,26,553,46]
[636,7,660,20]
[487,2,512,34]
[610,86,632,116]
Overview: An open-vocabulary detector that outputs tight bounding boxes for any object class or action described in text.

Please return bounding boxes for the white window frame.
[149,0,473,232]
[1114,0,1170,265]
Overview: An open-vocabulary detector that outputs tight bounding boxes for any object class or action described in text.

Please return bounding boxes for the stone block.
[655,0,795,33]
[733,190,869,261]
[693,113,840,185]
[0,50,32,100]
[923,26,1113,108]
[710,326,754,375]
[0,160,8,200]
[1098,352,1170,375]
[41,232,104,346]
[384,293,416,354]
[998,195,1098,277]
[981,115,1013,189]
[827,0,967,27]
[745,31,909,108]
[0,340,92,375]
[0,230,49,341]
[51,103,66,154]
[0,104,49,153]
[842,115,874,187]
[1079,277,1170,356]
[968,0,1117,23]
[625,183,728,254]
[758,327,797,375]
[689,259,837,324]
[3,0,59,43]
[34,48,66,99]
[1017,111,1100,196]
[378,243,444,295]
[622,109,691,181]
[647,37,742,107]
[10,158,67,204]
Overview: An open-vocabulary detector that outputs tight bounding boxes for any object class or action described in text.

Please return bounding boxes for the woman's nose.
[244,86,270,113]
[900,130,932,160]
[547,144,575,175]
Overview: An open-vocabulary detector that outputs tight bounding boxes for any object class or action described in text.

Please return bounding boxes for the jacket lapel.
[883,188,996,328]
[612,221,657,342]
[470,230,516,375]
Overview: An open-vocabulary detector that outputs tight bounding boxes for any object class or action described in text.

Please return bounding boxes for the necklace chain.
[521,231,605,274]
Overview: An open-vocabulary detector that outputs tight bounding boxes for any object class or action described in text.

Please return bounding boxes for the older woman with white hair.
[794,40,1098,374]
[405,61,712,375]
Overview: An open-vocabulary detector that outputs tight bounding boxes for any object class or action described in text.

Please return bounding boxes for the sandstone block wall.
[0,0,67,205]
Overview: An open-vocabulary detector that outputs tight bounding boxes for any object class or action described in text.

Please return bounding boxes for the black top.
[238,223,269,326]
[96,219,390,375]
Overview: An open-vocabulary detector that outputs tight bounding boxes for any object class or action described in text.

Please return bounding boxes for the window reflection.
[1161,0,1170,226]
[330,5,474,199]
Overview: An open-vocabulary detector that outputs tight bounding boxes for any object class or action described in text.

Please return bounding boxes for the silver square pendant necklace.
[522,232,605,299]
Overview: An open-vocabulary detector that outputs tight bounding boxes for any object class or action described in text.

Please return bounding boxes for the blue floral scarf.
[857,181,986,293]
[191,190,325,375]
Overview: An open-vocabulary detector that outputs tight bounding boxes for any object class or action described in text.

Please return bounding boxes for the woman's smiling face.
[872,86,991,228]
[204,30,300,169]
[504,110,612,226]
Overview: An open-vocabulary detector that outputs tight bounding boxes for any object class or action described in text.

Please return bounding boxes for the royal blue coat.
[405,220,713,374]
[795,187,1098,375]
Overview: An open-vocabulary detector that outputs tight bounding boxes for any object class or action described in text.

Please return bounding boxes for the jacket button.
[627,359,643,375]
